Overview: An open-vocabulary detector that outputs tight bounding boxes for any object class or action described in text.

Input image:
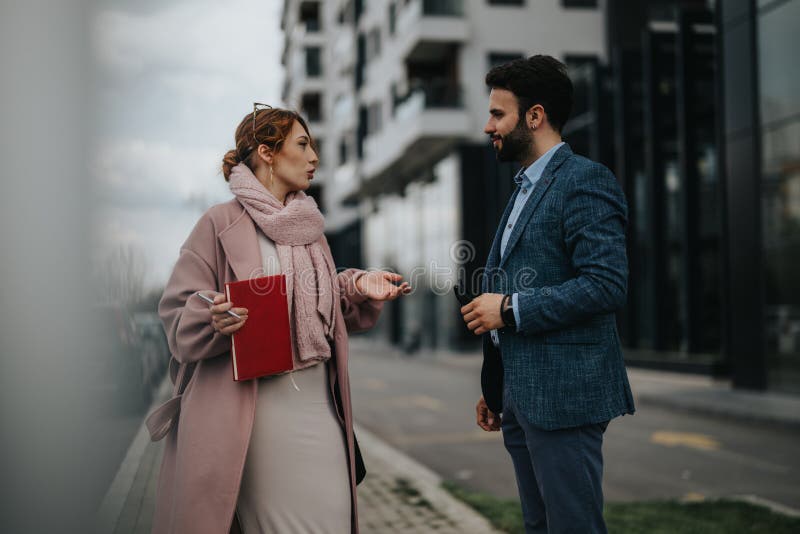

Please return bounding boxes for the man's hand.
[476,396,501,431]
[460,293,505,335]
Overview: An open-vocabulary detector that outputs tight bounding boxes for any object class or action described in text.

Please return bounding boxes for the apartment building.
[281,0,800,394]
[281,0,606,349]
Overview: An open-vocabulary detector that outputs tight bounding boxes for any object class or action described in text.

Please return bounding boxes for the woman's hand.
[207,293,249,336]
[355,271,411,302]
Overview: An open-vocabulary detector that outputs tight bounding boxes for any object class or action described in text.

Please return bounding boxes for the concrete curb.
[355,423,503,533]
[730,495,800,518]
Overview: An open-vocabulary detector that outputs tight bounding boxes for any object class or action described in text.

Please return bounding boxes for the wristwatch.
[501,294,516,329]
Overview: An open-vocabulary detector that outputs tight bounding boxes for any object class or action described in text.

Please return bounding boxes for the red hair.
[221,108,314,181]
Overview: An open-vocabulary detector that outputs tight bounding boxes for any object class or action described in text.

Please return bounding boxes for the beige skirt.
[236,362,351,533]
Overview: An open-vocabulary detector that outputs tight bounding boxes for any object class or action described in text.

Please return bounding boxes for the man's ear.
[525,106,537,129]
[527,104,545,129]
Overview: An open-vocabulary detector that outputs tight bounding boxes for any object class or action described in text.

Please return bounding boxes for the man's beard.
[494,118,532,163]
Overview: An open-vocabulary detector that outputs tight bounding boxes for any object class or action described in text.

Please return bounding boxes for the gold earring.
[269,166,274,187]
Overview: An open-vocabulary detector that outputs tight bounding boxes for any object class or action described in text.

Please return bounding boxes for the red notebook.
[224,275,293,381]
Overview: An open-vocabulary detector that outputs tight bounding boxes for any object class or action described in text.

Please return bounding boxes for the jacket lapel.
[498,144,572,270]
[486,187,519,273]
[218,205,264,282]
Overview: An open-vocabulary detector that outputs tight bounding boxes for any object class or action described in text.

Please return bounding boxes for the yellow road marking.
[362,378,388,391]
[650,431,721,451]
[393,395,447,412]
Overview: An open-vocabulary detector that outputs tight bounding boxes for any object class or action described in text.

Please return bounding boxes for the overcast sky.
[92,0,284,289]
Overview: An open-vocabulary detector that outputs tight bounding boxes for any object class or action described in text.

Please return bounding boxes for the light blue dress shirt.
[491,142,565,347]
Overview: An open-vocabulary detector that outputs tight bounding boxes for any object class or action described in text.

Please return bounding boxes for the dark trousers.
[501,387,609,534]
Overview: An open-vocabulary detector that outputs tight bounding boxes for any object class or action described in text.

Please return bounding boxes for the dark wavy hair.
[485,55,573,132]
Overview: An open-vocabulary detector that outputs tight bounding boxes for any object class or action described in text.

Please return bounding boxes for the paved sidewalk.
[355,424,499,533]
[94,379,499,534]
[625,367,800,429]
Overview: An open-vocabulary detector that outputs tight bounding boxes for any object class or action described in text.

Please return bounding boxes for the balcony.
[330,161,360,204]
[287,46,326,98]
[394,78,463,112]
[395,0,468,62]
[332,93,356,131]
[357,81,468,197]
[332,30,355,73]
[288,22,326,48]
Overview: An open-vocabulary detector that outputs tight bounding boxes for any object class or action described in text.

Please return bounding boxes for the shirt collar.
[515,142,565,187]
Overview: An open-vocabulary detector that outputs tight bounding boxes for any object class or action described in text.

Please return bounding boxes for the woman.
[150,105,410,534]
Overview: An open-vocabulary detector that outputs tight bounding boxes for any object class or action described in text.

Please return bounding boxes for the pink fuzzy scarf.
[228,163,335,365]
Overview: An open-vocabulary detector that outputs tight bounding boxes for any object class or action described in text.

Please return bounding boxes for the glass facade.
[759,0,800,392]
[603,2,723,368]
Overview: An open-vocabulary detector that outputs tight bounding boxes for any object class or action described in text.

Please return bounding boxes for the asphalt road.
[348,338,800,510]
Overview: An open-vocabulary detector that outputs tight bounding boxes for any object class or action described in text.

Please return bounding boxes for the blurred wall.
[1,2,101,532]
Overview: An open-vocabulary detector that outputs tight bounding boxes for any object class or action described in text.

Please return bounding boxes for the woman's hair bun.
[221,149,240,181]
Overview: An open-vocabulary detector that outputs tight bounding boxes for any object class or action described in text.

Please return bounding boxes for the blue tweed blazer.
[481,144,635,430]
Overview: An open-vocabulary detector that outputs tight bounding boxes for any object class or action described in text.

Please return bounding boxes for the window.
[355,0,364,22]
[759,0,800,393]
[564,54,596,68]
[390,83,399,116]
[389,2,397,35]
[305,184,324,213]
[305,47,322,77]
[488,52,524,70]
[299,1,321,32]
[339,138,350,166]
[759,0,800,125]
[338,0,354,24]
[355,34,366,89]
[312,138,323,160]
[301,92,322,122]
[339,136,353,165]
[367,102,383,135]
[366,28,382,62]
[357,106,367,159]
[562,0,597,7]
[424,0,465,15]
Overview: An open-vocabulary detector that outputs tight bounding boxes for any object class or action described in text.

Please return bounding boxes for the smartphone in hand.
[454,275,479,306]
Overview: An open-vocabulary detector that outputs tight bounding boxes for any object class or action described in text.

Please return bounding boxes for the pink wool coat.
[151,198,382,534]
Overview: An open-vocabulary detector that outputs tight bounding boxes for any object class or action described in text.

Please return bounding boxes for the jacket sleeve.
[158,212,231,364]
[336,268,384,333]
[317,234,384,333]
[516,164,629,335]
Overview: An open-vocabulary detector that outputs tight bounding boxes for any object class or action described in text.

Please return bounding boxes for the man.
[460,55,635,533]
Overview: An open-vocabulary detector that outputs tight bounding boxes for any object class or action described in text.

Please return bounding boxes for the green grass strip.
[442,480,800,533]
